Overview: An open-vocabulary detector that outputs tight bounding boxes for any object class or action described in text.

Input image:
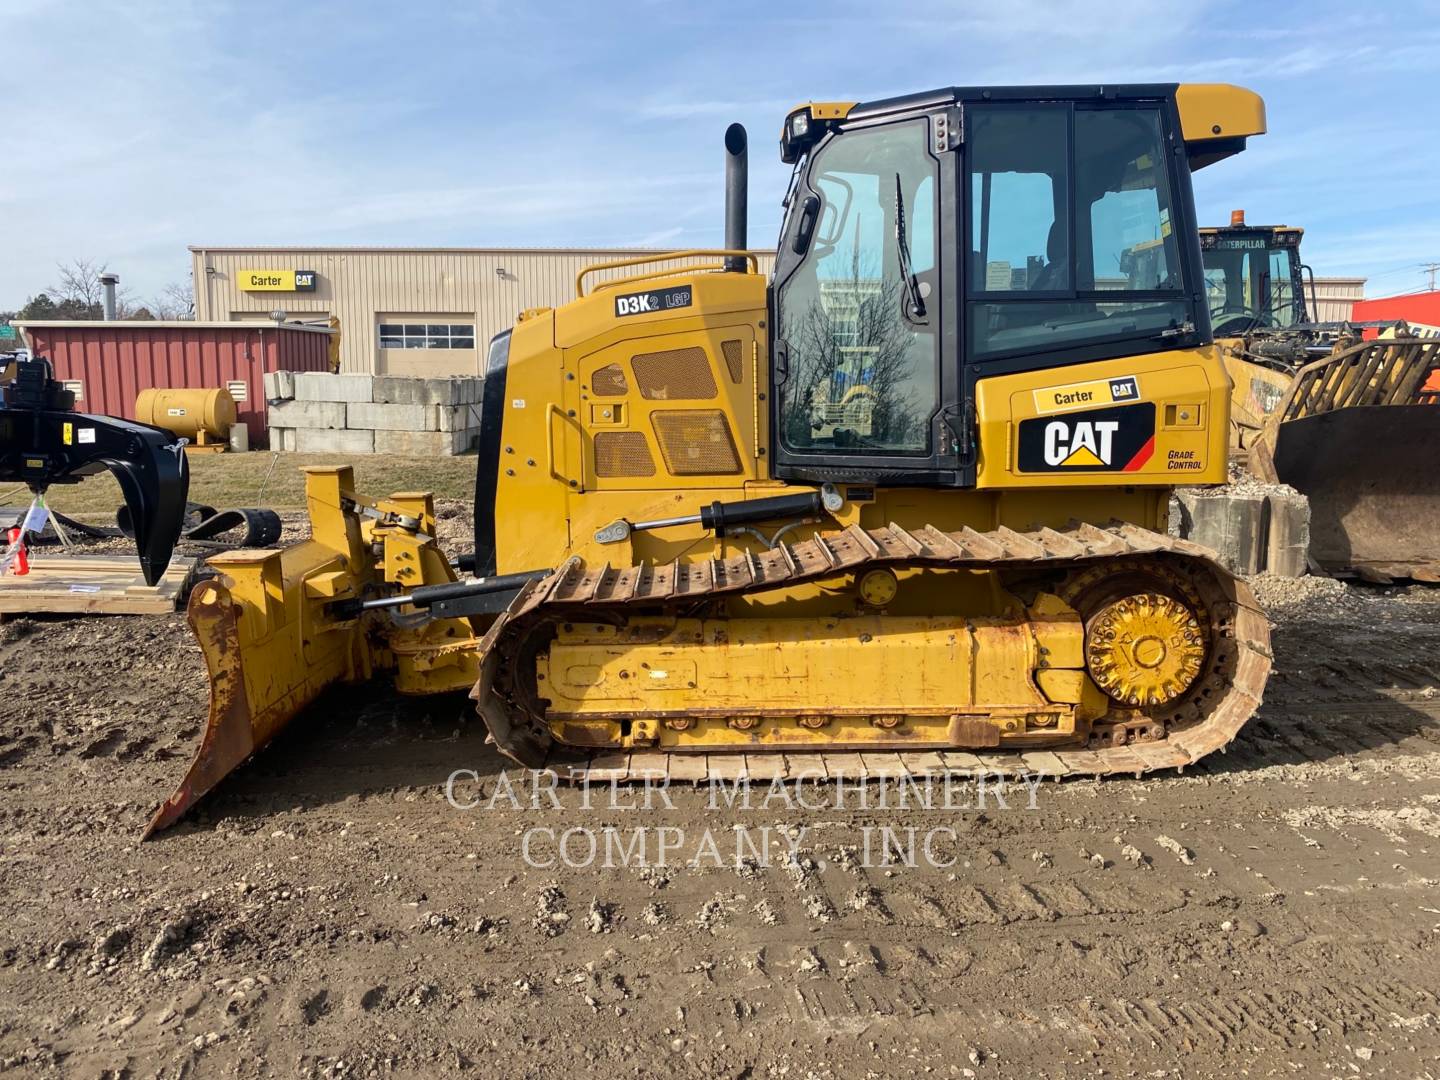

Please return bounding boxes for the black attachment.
[328,568,551,621]
[724,123,748,271]
[0,356,189,586]
[699,490,823,533]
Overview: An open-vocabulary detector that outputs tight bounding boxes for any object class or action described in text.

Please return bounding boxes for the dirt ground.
[2,510,1439,1078]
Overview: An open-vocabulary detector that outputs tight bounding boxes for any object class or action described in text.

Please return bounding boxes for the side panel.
[973,347,1229,488]
[489,272,768,575]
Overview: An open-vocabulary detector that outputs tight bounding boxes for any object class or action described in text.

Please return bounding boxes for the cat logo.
[1045,419,1119,467]
[1017,402,1157,473]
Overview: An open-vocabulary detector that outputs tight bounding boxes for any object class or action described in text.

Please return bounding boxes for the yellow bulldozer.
[147,83,1276,836]
[1202,215,1440,580]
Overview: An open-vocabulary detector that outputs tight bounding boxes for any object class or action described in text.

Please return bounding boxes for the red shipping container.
[15,321,333,448]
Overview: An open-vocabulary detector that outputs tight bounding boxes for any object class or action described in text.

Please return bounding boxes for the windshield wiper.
[894,174,926,320]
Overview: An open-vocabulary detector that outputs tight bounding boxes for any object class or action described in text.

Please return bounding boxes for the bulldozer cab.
[770,85,1260,487]
[1199,221,1308,336]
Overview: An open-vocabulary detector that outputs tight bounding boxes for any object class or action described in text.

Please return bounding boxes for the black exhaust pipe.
[724,122,748,272]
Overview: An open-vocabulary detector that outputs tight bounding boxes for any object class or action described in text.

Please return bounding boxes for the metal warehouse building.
[190,247,776,377]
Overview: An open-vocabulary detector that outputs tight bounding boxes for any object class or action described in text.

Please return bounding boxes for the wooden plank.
[0,555,194,615]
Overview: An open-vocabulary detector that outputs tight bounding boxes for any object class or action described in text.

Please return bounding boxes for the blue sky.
[2,0,1437,308]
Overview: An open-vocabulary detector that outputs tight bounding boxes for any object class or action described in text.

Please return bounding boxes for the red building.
[15,320,332,447]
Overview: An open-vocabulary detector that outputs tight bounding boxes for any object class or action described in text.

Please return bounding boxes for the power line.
[1422,262,1440,292]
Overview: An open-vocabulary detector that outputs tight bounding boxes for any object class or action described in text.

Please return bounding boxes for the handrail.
[575,249,760,297]
[544,403,586,491]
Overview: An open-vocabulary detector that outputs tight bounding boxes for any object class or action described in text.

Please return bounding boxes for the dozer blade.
[1252,334,1440,580]
[146,467,483,837]
[1262,405,1440,579]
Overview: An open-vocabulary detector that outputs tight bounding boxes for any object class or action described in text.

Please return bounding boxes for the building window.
[378,322,476,350]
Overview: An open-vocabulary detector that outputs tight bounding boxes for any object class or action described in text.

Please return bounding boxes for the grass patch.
[1,451,477,520]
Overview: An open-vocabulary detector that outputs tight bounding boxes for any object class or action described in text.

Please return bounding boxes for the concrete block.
[269,399,347,430]
[293,372,374,403]
[423,378,462,406]
[1264,491,1311,577]
[1174,492,1266,575]
[371,376,427,406]
[437,403,483,432]
[373,376,481,406]
[347,402,437,431]
[263,369,295,402]
[267,427,296,452]
[456,378,484,405]
[295,427,375,454]
[373,429,470,456]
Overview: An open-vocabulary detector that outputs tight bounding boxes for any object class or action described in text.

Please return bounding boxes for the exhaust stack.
[724,123,748,272]
[100,272,118,320]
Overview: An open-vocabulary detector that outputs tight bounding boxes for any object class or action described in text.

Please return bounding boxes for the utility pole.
[1423,262,1440,292]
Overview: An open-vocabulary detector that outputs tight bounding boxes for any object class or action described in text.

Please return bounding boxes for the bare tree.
[45,259,138,318]
[147,280,195,320]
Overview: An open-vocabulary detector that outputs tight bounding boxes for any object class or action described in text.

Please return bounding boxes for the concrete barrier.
[293,372,375,403]
[267,373,484,455]
[269,400,347,430]
[1173,488,1312,577]
[295,428,375,454]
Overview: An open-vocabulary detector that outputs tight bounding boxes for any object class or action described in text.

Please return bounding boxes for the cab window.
[777,120,939,455]
[968,105,1189,359]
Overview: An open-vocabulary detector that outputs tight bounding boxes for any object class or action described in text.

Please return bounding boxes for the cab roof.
[781,83,1265,168]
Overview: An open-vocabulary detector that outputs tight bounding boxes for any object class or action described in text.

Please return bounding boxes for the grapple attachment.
[1,356,189,585]
[1252,335,1440,580]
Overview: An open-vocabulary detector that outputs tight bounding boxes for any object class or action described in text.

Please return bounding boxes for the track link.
[470,521,1271,781]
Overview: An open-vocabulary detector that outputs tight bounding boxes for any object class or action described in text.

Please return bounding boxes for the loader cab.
[1199,222,1308,336]
[770,84,1260,487]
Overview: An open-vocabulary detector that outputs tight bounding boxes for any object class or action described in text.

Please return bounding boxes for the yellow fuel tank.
[135,387,236,446]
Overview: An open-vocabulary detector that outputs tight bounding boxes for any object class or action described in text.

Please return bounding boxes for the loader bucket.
[1253,336,1440,581]
[1263,405,1440,579]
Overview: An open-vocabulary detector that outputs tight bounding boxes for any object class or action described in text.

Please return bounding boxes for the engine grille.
[632,347,717,400]
[720,339,744,384]
[593,431,656,477]
[591,363,629,397]
[651,410,741,475]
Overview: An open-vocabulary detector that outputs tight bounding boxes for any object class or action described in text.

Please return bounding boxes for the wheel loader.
[1201,217,1440,580]
[146,83,1276,836]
